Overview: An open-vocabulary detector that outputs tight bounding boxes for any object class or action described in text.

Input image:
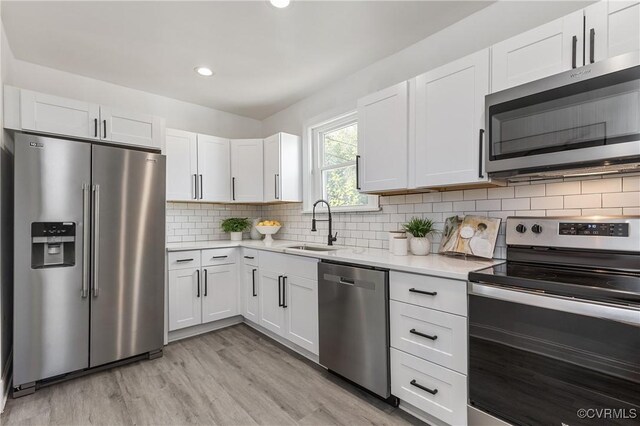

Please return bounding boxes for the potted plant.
[403,217,438,255]
[221,217,251,241]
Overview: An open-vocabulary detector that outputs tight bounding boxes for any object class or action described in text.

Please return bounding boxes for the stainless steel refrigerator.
[13,133,166,396]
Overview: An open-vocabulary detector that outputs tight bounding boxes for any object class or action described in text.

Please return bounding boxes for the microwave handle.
[478,129,485,179]
[469,282,640,326]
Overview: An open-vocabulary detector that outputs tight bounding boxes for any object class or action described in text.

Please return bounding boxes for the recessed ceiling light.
[194,67,214,77]
[270,0,290,8]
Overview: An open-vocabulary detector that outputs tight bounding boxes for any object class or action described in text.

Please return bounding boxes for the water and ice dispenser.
[31,222,76,268]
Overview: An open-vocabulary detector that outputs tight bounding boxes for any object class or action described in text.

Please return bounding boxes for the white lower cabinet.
[259,270,287,335]
[202,264,238,323]
[243,264,260,323]
[283,274,319,354]
[168,249,238,332]
[391,348,467,426]
[168,267,202,331]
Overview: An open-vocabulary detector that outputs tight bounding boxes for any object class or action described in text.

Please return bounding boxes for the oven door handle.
[469,283,640,327]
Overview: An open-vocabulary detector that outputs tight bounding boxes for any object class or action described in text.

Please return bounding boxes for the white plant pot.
[409,237,431,256]
[230,232,243,241]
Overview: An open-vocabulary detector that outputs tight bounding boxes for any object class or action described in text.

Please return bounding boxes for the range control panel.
[559,222,629,237]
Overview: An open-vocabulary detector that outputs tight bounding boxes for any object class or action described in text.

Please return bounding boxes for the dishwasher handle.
[322,273,375,290]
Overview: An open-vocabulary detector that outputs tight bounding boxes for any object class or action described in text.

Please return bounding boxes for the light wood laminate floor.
[1,324,424,425]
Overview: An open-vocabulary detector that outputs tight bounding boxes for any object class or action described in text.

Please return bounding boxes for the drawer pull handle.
[176,258,194,263]
[244,256,255,259]
[211,255,228,259]
[410,379,438,395]
[409,288,437,296]
[410,329,438,340]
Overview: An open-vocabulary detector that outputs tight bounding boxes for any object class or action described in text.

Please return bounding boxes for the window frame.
[303,110,379,213]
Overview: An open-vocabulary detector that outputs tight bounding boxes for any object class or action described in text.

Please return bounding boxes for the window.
[308,112,378,212]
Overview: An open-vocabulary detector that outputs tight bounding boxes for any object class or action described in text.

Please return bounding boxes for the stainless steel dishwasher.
[318,260,397,405]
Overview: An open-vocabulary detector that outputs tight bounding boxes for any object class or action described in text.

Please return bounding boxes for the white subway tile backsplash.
[546,181,581,196]
[169,174,639,259]
[581,178,622,194]
[564,194,601,209]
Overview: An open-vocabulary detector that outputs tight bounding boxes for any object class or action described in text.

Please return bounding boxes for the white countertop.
[167,239,503,281]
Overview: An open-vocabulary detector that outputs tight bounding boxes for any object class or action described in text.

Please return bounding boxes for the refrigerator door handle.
[91,184,100,297]
[81,183,91,298]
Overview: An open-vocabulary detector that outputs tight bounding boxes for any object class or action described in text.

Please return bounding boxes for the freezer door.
[90,144,166,367]
[14,134,91,386]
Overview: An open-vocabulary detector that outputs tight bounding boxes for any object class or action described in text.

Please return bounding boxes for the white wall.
[3,43,262,139]
[261,0,594,135]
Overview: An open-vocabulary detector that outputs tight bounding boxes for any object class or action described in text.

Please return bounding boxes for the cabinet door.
[414,49,490,188]
[243,265,260,323]
[165,129,198,201]
[491,10,584,92]
[357,82,408,192]
[20,89,100,139]
[263,134,281,203]
[168,268,202,331]
[231,139,264,202]
[283,275,319,355]
[202,265,238,323]
[586,0,640,64]
[100,107,162,148]
[259,270,286,337]
[198,134,231,202]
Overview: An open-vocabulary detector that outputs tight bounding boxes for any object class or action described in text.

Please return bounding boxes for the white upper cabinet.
[263,133,302,203]
[100,107,163,149]
[585,0,640,64]
[491,10,584,92]
[20,89,100,140]
[198,134,231,202]
[11,87,163,149]
[231,139,264,202]
[413,49,490,188]
[357,81,408,192]
[166,129,198,201]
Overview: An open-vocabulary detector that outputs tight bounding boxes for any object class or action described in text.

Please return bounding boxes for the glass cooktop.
[469,262,640,306]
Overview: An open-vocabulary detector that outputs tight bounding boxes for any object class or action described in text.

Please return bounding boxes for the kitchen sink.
[286,245,338,252]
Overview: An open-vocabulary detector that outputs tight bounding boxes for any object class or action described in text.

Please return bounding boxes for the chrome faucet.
[311,199,338,246]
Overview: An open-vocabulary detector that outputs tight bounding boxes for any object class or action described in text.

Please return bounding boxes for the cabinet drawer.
[201,248,237,266]
[242,249,259,266]
[390,271,467,316]
[391,348,467,426]
[167,250,201,270]
[390,300,467,374]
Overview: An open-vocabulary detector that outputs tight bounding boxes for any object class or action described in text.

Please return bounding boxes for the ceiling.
[2,1,492,119]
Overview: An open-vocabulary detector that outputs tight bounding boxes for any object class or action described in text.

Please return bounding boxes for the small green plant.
[402,217,438,238]
[221,217,251,233]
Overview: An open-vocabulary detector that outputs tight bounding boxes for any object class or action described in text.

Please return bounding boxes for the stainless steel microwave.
[485,52,640,179]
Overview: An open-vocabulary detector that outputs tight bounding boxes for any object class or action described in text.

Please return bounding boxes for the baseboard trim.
[399,400,449,426]
[168,316,243,343]
[1,349,13,413]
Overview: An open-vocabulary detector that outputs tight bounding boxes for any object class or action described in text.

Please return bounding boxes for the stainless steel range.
[468,216,640,426]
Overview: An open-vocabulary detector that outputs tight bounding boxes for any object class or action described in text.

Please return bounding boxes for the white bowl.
[255,225,281,243]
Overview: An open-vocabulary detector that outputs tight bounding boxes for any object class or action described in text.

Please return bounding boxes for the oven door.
[468,282,640,426]
[485,53,640,177]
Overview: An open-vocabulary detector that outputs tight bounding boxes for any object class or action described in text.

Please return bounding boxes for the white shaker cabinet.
[357,81,409,192]
[231,139,264,202]
[243,264,260,323]
[165,129,198,201]
[168,267,202,331]
[284,274,319,355]
[491,10,584,92]
[19,89,100,140]
[201,264,238,324]
[259,270,287,336]
[585,0,640,64]
[100,107,163,149]
[198,134,231,202]
[413,49,490,188]
[263,133,302,203]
